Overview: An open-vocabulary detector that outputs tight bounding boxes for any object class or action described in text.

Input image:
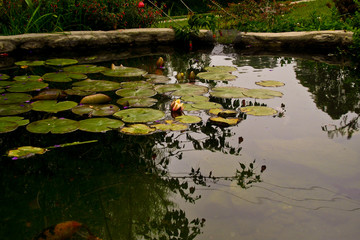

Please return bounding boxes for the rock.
[0,41,16,53]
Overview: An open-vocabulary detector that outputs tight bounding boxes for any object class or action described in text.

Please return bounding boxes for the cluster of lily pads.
[0,59,284,137]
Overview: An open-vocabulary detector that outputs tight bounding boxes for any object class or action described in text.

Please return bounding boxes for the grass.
[287,0,334,19]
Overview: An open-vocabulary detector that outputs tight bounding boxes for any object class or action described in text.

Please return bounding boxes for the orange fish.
[32,221,102,240]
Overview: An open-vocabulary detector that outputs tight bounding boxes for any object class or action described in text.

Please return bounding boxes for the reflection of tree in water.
[0,122,263,240]
[322,114,360,139]
[295,60,360,120]
[232,55,283,70]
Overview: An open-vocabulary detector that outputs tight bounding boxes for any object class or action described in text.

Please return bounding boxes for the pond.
[0,44,360,240]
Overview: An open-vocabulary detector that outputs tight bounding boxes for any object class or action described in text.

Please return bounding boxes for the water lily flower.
[156,57,164,68]
[171,99,184,112]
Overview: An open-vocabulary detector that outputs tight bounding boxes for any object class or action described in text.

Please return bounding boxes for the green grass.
[287,0,334,19]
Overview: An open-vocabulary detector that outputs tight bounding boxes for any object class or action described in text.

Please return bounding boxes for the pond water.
[0,44,360,240]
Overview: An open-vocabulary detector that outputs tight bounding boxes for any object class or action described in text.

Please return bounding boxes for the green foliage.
[0,0,166,35]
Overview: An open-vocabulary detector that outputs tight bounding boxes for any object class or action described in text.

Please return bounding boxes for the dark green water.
[1,45,360,240]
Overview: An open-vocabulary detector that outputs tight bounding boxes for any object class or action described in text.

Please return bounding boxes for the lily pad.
[14,60,45,66]
[102,66,147,77]
[0,103,32,115]
[145,74,171,84]
[79,118,125,132]
[240,106,277,116]
[6,81,48,92]
[113,108,165,123]
[42,72,87,82]
[115,88,157,98]
[0,93,32,104]
[243,89,283,99]
[209,116,241,127]
[120,124,156,135]
[64,89,96,96]
[45,58,78,66]
[175,115,202,124]
[0,116,28,133]
[0,116,29,126]
[183,103,201,112]
[155,84,208,96]
[72,104,120,117]
[191,101,223,110]
[8,146,47,158]
[210,86,249,99]
[0,121,19,133]
[32,89,67,100]
[72,79,121,92]
[209,108,237,117]
[0,81,14,88]
[197,72,237,81]
[80,93,111,104]
[151,120,188,131]
[13,75,43,81]
[117,97,158,107]
[31,100,78,113]
[0,74,10,80]
[255,80,285,87]
[63,64,107,74]
[205,66,237,72]
[120,81,154,89]
[181,95,209,103]
[26,117,79,134]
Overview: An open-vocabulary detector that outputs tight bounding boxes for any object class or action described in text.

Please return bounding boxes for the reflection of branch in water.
[196,180,360,212]
[322,114,360,139]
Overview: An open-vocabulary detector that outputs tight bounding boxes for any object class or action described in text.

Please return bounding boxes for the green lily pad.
[120,124,156,135]
[113,108,165,123]
[175,115,202,124]
[151,120,188,131]
[205,66,237,72]
[13,75,43,81]
[0,116,29,126]
[31,100,78,113]
[0,93,32,104]
[117,97,158,107]
[0,116,29,133]
[240,106,277,116]
[0,81,14,88]
[210,86,249,98]
[120,81,154,89]
[64,89,96,96]
[191,101,223,110]
[181,95,209,103]
[255,80,285,87]
[0,74,10,80]
[45,58,78,66]
[209,116,241,127]
[8,146,47,158]
[243,89,283,99]
[155,84,208,96]
[72,79,121,92]
[145,74,171,84]
[197,72,237,81]
[183,103,201,112]
[32,89,67,100]
[63,64,107,74]
[209,108,237,117]
[0,103,32,115]
[102,66,147,77]
[115,88,157,98]
[80,93,111,104]
[79,118,125,132]
[14,60,45,66]
[42,72,87,82]
[72,104,120,117]
[6,81,48,92]
[26,117,79,134]
[0,121,19,133]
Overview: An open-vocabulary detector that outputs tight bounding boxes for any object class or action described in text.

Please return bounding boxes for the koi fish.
[32,221,102,240]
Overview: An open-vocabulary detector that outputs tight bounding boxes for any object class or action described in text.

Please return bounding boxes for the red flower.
[138,1,144,8]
